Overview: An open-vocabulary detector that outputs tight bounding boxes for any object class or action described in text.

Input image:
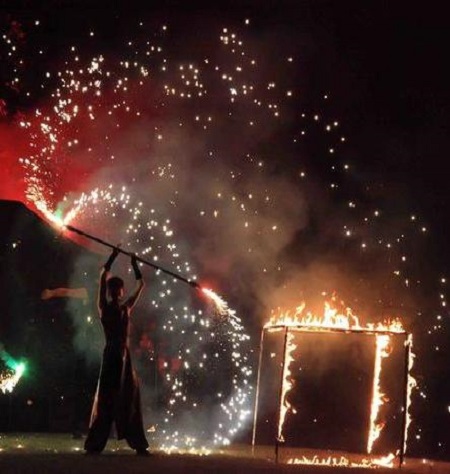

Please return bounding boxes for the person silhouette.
[84,248,149,455]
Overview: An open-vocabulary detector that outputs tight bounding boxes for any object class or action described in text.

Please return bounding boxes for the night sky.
[1,0,450,461]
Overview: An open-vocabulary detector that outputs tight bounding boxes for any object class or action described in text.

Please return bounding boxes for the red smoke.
[0,121,28,202]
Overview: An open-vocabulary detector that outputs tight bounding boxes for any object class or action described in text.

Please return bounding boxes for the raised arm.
[126,255,145,312]
[41,287,88,300]
[98,248,119,312]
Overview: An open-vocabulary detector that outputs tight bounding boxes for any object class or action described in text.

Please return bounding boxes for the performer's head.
[107,276,125,301]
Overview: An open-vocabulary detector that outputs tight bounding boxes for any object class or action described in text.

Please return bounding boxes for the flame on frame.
[277,331,296,442]
[404,334,417,453]
[287,453,396,469]
[263,298,416,469]
[265,300,405,334]
[367,335,391,454]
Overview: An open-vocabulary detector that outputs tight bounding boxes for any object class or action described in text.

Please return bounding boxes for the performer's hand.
[104,244,121,271]
[41,289,53,300]
[112,243,121,256]
[131,254,142,280]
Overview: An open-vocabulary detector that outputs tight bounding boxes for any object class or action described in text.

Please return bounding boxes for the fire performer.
[84,247,149,455]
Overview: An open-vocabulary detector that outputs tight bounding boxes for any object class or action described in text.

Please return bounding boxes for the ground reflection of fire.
[253,299,417,469]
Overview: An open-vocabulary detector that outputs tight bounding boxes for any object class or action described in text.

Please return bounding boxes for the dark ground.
[0,434,449,474]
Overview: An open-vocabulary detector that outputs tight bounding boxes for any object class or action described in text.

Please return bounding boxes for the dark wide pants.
[84,345,149,452]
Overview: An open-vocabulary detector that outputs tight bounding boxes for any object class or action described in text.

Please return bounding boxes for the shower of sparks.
[47,187,252,450]
[201,288,237,318]
[13,25,298,236]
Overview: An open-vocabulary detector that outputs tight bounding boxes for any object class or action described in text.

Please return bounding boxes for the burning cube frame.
[251,325,414,469]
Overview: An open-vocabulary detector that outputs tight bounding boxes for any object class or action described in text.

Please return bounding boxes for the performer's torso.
[100,302,129,347]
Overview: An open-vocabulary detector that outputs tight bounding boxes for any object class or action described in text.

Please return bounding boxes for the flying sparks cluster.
[60,186,252,450]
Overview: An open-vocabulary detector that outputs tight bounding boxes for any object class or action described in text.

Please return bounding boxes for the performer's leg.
[124,381,149,451]
[84,392,114,453]
[85,349,122,452]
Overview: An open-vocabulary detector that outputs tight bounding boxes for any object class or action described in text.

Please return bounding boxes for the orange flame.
[277,331,296,442]
[404,334,417,454]
[287,453,396,469]
[265,300,405,334]
[367,335,391,453]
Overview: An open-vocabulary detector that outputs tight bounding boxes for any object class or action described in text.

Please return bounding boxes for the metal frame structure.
[252,325,412,468]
